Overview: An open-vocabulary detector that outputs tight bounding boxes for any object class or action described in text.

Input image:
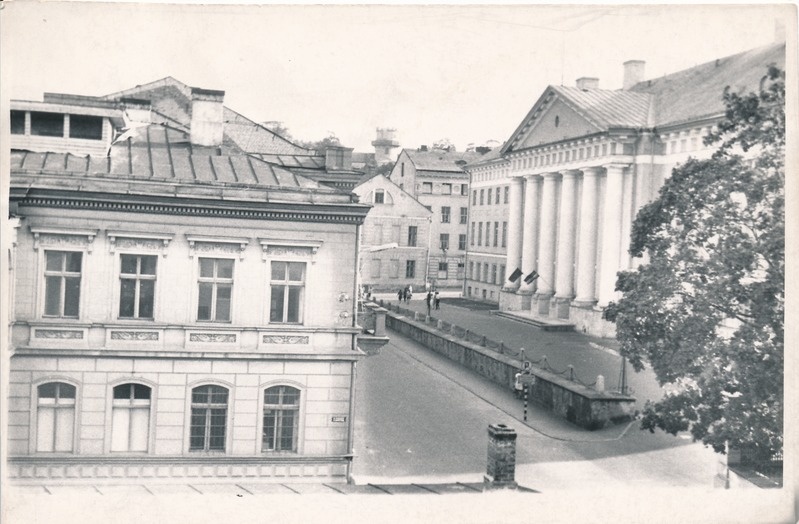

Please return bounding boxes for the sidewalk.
[372,296,662,410]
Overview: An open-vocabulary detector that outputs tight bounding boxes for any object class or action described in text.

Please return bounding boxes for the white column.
[597,164,628,307]
[535,172,559,299]
[554,170,579,306]
[619,163,634,272]
[518,175,541,295]
[502,176,524,291]
[574,167,601,305]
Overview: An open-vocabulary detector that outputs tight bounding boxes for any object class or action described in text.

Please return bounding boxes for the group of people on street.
[425,290,440,315]
[398,285,413,303]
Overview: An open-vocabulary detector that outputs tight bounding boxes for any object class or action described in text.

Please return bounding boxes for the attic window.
[69,114,103,140]
[30,111,64,137]
[374,189,385,204]
[555,116,560,128]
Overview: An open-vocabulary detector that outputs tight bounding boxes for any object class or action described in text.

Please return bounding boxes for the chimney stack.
[575,77,599,90]
[623,60,646,90]
[190,87,225,147]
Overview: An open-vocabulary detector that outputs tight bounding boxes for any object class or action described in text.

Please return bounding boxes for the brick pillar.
[484,424,518,489]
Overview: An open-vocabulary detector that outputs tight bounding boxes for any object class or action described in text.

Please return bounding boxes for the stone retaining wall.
[385,311,635,430]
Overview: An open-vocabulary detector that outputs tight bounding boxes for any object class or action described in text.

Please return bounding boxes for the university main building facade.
[465,42,785,337]
[7,81,371,484]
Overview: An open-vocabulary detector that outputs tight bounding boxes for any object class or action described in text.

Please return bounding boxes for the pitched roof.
[464,145,508,169]
[11,123,323,191]
[630,42,786,127]
[550,86,651,128]
[403,149,481,172]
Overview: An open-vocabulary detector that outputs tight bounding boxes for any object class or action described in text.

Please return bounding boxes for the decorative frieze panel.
[259,239,323,262]
[34,329,84,339]
[107,231,173,257]
[110,331,159,341]
[189,332,237,343]
[262,335,310,345]
[30,227,98,253]
[186,235,249,260]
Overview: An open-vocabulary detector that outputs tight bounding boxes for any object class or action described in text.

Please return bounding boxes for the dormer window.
[30,111,64,137]
[374,189,385,204]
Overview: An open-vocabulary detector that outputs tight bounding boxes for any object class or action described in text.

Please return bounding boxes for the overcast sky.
[1,3,789,154]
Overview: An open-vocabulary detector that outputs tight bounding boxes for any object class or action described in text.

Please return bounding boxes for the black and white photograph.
[0,2,795,522]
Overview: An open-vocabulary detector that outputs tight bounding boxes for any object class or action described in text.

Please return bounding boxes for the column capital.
[542,171,561,180]
[523,173,541,181]
[602,162,630,173]
[559,169,581,179]
[581,166,603,177]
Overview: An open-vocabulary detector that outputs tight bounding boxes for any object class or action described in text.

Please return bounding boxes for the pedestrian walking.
[434,291,440,310]
[397,289,403,303]
[425,291,432,316]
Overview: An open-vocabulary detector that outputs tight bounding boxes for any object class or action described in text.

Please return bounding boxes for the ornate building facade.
[7,83,371,484]
[465,43,785,337]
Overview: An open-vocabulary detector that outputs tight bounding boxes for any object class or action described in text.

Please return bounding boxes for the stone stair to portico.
[494,310,575,332]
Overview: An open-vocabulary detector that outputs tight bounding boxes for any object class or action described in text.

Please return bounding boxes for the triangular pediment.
[502,88,605,154]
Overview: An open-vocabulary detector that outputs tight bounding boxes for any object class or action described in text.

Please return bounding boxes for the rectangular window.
[483,263,489,282]
[441,206,450,223]
[502,222,508,248]
[270,261,305,324]
[472,190,477,205]
[190,385,228,452]
[500,265,505,283]
[487,188,492,205]
[491,264,497,284]
[374,190,385,204]
[470,222,475,246]
[421,182,433,194]
[405,260,416,278]
[469,261,474,279]
[69,114,103,140]
[440,233,449,251]
[30,111,64,137]
[407,226,418,247]
[493,222,499,247]
[461,185,468,196]
[442,183,452,195]
[480,189,484,205]
[504,186,509,204]
[495,187,500,204]
[36,382,76,453]
[197,258,233,322]
[476,263,481,281]
[111,383,151,452]
[458,234,467,251]
[11,110,25,135]
[119,254,157,319]
[263,386,300,452]
[459,207,468,224]
[401,163,405,177]
[44,251,82,318]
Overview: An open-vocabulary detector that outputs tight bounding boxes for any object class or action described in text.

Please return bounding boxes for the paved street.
[373,294,662,410]
[352,328,719,490]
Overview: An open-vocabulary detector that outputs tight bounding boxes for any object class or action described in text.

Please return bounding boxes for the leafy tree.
[298,133,341,151]
[603,66,784,458]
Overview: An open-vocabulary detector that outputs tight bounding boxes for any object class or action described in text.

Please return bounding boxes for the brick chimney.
[623,60,646,90]
[575,77,599,90]
[190,87,225,147]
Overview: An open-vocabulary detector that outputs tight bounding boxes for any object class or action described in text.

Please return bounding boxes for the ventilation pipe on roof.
[190,87,225,147]
[576,77,599,90]
[623,60,646,90]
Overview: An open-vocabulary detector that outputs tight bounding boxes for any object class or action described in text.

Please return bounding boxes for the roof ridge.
[102,76,191,100]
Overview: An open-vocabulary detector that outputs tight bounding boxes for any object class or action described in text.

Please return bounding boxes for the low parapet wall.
[385,310,635,430]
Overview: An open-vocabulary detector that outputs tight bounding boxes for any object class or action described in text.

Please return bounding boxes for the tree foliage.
[603,66,785,457]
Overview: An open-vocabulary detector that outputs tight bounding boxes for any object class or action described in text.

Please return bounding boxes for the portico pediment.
[504,90,604,154]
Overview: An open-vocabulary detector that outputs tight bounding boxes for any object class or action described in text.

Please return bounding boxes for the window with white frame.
[119,254,156,319]
[36,382,76,453]
[440,233,449,250]
[460,207,468,224]
[262,386,300,452]
[405,260,416,278]
[197,258,233,322]
[111,383,151,452]
[189,385,228,452]
[270,261,306,323]
[43,251,82,318]
[458,234,467,251]
[441,206,451,223]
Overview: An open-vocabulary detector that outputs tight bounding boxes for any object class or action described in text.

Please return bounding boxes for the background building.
[388,148,479,290]
[352,174,432,293]
[465,42,785,337]
[7,83,371,484]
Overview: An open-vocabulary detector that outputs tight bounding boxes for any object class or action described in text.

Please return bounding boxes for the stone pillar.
[619,163,634,272]
[574,167,602,306]
[518,175,541,298]
[552,170,579,318]
[534,172,559,315]
[484,424,517,489]
[502,177,524,292]
[597,164,628,307]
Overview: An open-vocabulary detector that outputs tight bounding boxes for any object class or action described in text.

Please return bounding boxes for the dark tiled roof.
[630,42,786,127]
[551,86,651,128]
[465,146,507,169]
[404,150,481,172]
[251,153,326,170]
[11,123,321,190]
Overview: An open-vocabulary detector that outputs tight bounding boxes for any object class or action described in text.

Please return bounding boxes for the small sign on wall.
[331,416,347,423]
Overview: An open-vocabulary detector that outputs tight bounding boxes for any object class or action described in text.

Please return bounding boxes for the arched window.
[190,385,228,452]
[111,383,151,452]
[36,382,76,452]
[263,386,300,452]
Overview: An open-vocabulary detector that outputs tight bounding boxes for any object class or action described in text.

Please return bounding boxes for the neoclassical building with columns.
[465,42,785,337]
